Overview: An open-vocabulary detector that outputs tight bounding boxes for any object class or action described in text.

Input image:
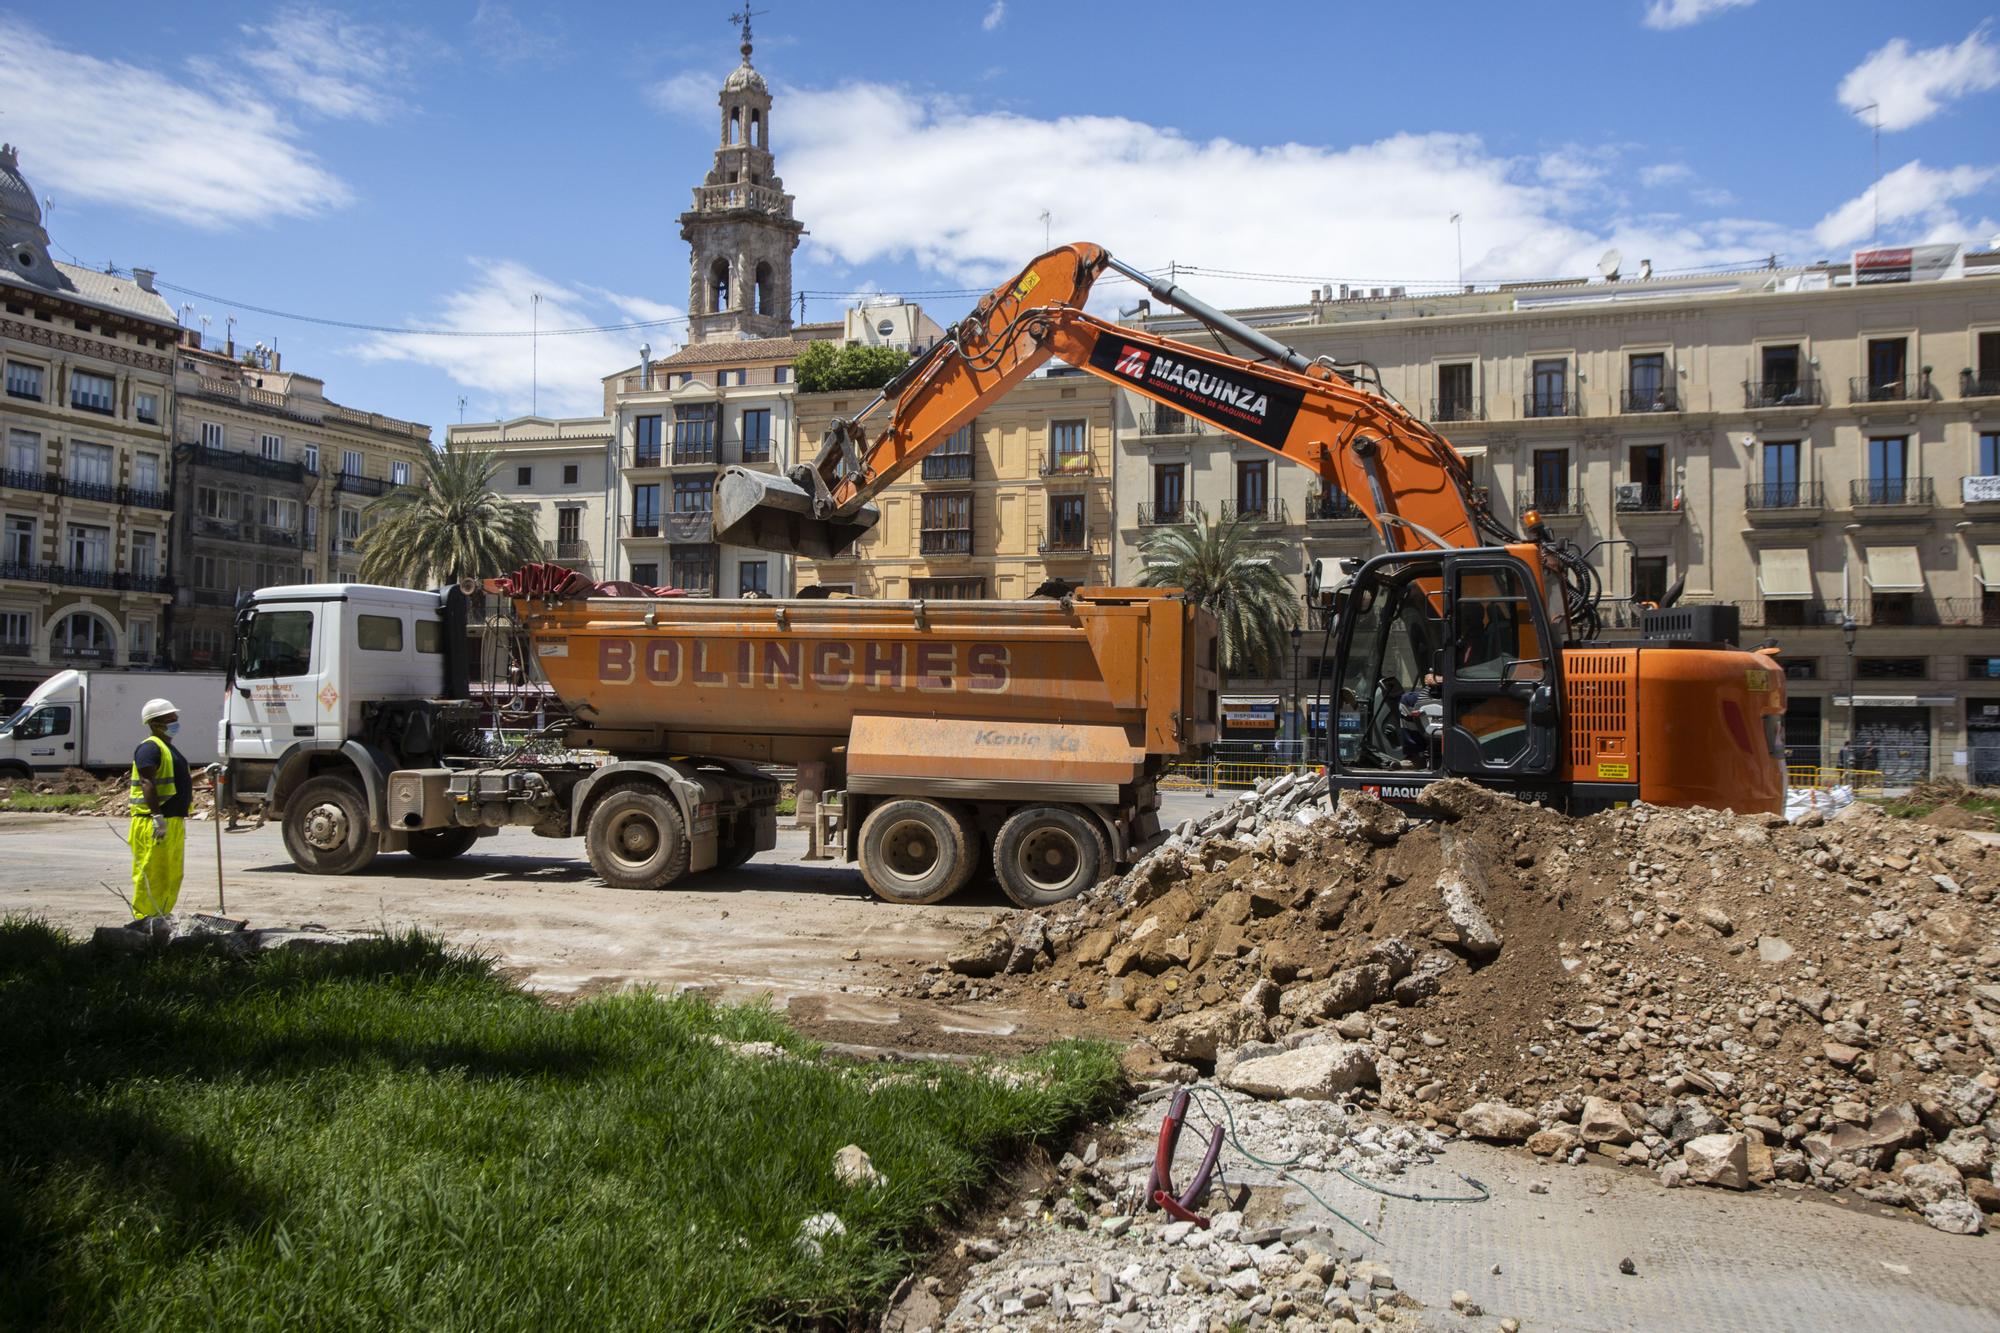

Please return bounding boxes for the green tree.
[1137,513,1298,678]
[793,340,910,393]
[357,446,543,587]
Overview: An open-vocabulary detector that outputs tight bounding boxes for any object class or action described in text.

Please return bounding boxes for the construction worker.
[130,697,190,918]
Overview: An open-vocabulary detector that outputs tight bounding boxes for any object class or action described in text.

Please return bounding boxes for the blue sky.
[5,0,1997,427]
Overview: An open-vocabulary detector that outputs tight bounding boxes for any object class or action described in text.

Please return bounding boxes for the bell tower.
[679,8,803,342]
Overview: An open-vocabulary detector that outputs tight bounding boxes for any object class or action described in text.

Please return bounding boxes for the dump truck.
[219,573,1217,905]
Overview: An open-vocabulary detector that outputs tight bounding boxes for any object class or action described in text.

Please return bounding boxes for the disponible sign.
[1852,244,1962,285]
[1220,698,1280,729]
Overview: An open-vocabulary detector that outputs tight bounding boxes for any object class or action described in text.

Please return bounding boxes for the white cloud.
[982,1,1006,31]
[1642,0,1753,30]
[472,0,564,68]
[0,22,349,228]
[1639,163,1693,188]
[232,6,413,122]
[1837,26,2000,132]
[352,260,686,419]
[1812,160,1999,250]
[650,69,722,121]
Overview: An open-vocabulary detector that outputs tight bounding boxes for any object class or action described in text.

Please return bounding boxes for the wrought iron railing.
[1744,480,1824,509]
[1041,450,1096,477]
[919,528,973,555]
[1039,522,1089,553]
[1960,371,2000,398]
[921,454,973,481]
[628,517,661,538]
[180,441,305,484]
[1430,397,1483,423]
[671,444,717,466]
[64,478,119,503]
[1744,378,1822,408]
[1218,498,1287,524]
[1518,488,1583,515]
[1849,373,1931,404]
[1523,391,1580,418]
[1850,477,1935,507]
[1136,501,1204,526]
[1614,484,1674,513]
[1140,407,1199,435]
[1620,386,1679,413]
[1306,488,1365,521]
[0,468,57,494]
[335,471,387,496]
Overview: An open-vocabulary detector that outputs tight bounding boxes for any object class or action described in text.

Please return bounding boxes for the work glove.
[152,816,166,840]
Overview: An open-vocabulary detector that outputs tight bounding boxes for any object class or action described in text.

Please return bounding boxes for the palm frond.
[1137,513,1297,677]
[356,446,544,588]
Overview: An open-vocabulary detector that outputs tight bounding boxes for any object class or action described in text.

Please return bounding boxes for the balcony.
[1,468,58,495]
[1849,373,1931,404]
[262,528,300,548]
[1038,521,1091,554]
[628,518,662,539]
[671,444,718,466]
[335,471,388,497]
[1430,397,1484,424]
[124,486,171,510]
[919,529,973,556]
[1743,480,1827,521]
[1041,450,1096,478]
[547,540,592,563]
[1219,498,1288,525]
[0,639,31,658]
[180,441,305,484]
[1850,477,1935,510]
[1305,487,1368,523]
[1138,406,1206,436]
[632,447,664,468]
[1519,488,1584,517]
[1620,386,1680,414]
[65,478,119,504]
[1734,599,1845,629]
[1523,392,1580,419]
[1744,378,1823,409]
[119,572,175,595]
[1864,595,1992,627]
[1136,501,1204,527]
[54,565,115,590]
[1960,371,2000,399]
[1614,484,1679,514]
[689,181,793,217]
[921,454,973,481]
[196,516,245,541]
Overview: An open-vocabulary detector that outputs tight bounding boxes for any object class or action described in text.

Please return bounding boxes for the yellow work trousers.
[129,815,187,918]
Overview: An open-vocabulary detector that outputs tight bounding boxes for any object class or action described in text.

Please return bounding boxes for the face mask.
[163,722,180,737]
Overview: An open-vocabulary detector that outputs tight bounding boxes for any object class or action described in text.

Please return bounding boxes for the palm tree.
[357,446,542,587]
[1137,513,1297,677]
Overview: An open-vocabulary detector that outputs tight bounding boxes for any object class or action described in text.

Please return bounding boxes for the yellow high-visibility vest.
[129,734,178,814]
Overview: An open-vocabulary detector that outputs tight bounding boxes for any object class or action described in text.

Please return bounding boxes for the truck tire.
[406,827,479,862]
[585,783,690,890]
[993,804,1108,908]
[858,798,974,905]
[282,775,381,876]
[711,822,758,872]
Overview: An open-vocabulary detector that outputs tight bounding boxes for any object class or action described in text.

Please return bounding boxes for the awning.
[1863,545,1923,591]
[1755,547,1813,599]
[1978,544,2000,589]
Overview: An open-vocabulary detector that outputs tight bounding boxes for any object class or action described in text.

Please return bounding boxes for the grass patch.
[0,792,101,813]
[1871,795,2000,821]
[776,795,798,817]
[0,918,1120,1331]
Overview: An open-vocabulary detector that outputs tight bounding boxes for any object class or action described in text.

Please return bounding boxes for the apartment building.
[445,416,614,580]
[0,143,179,701]
[794,366,1118,598]
[170,336,430,669]
[1119,247,2000,782]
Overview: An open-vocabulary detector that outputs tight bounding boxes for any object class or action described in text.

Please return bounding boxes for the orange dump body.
[517,589,1220,795]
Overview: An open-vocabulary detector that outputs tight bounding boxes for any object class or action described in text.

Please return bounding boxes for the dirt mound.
[1923,803,1995,832]
[930,779,1998,1226]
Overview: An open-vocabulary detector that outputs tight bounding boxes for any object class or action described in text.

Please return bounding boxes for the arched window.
[710,257,731,312]
[754,261,775,316]
[53,608,115,662]
[728,106,741,145]
[750,108,763,148]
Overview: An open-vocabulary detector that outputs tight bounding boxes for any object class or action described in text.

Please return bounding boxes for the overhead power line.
[150,277,695,338]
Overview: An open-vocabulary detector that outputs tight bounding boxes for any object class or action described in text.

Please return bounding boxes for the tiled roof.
[0,260,177,325]
[654,336,815,367]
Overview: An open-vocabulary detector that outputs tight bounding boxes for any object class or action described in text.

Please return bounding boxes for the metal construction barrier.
[1160,760,1314,792]
[1786,765,1886,795]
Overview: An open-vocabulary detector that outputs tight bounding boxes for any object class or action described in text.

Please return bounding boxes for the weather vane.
[731,5,766,51]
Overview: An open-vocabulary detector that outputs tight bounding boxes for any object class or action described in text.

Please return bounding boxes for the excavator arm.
[715,242,1513,566]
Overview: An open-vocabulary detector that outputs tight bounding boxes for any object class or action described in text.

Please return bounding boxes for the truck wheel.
[585,784,690,890]
[406,827,479,862]
[993,805,1107,908]
[282,775,381,876]
[858,798,974,905]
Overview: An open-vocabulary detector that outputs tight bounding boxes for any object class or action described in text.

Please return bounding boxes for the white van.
[0,669,227,777]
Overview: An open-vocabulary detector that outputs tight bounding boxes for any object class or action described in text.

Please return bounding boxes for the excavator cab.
[1326,549,1562,801]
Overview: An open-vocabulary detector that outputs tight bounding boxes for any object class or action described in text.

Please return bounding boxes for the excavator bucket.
[712,466,881,560]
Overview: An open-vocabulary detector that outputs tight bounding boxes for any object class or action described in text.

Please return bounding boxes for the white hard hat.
[140,697,179,722]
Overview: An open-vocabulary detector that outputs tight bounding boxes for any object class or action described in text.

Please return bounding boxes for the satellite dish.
[1598,248,1623,281]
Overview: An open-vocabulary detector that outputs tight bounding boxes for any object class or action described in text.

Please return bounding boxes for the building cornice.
[4,315,173,373]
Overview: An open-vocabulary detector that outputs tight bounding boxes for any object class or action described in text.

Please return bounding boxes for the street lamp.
[1289,623,1304,770]
[1841,614,1859,777]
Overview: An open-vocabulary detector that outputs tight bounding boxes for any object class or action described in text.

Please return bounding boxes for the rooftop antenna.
[458,394,467,423]
[178,302,193,327]
[1597,248,1623,282]
[1854,101,1880,243]
[1040,209,1052,249]
[531,291,541,416]
[1450,212,1463,291]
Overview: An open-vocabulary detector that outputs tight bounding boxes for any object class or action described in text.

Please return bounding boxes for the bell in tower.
[680,8,804,343]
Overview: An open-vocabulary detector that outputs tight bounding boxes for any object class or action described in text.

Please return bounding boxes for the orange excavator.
[716,243,1787,814]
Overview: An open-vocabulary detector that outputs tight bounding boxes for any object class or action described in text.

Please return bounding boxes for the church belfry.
[679,9,803,342]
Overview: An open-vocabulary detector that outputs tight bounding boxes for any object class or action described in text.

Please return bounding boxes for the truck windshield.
[238,609,315,679]
[0,703,28,734]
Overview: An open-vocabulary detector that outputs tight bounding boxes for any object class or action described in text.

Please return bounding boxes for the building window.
[129,616,154,662]
[910,577,984,599]
[740,408,771,463]
[5,360,42,401]
[391,460,411,486]
[201,420,225,450]
[515,465,533,486]
[562,462,579,485]
[4,515,35,566]
[339,507,361,549]
[677,373,694,387]
[1626,352,1669,412]
[6,429,40,473]
[1529,359,1569,416]
[264,497,299,532]
[1436,362,1475,421]
[336,448,360,476]
[1049,419,1089,473]
[1632,556,1668,605]
[130,531,158,580]
[1782,658,1818,680]
[55,611,112,657]
[67,523,110,572]
[1758,440,1801,507]
[0,609,29,650]
[556,507,581,547]
[1621,444,1666,510]
[1046,493,1087,550]
[1759,344,1802,402]
[1866,436,1908,503]
[923,423,974,480]
[135,391,159,425]
[68,441,113,488]
[1531,449,1570,509]
[1856,657,1925,680]
[1152,463,1185,522]
[1968,656,2000,680]
[773,366,789,384]
[304,507,316,543]
[634,414,663,466]
[197,486,239,522]
[1235,460,1268,518]
[302,442,319,474]
[673,474,714,513]
[631,483,660,535]
[738,560,768,596]
[260,433,284,461]
[920,492,973,555]
[1865,336,1908,399]
[673,403,719,463]
[630,562,658,586]
[69,369,114,414]
[1979,432,1999,476]
[670,544,717,594]
[133,452,160,494]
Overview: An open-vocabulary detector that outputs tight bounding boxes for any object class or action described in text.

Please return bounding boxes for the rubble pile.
[0,766,218,818]
[929,778,1999,1233]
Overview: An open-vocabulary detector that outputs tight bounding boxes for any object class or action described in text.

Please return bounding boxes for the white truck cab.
[0,668,225,777]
